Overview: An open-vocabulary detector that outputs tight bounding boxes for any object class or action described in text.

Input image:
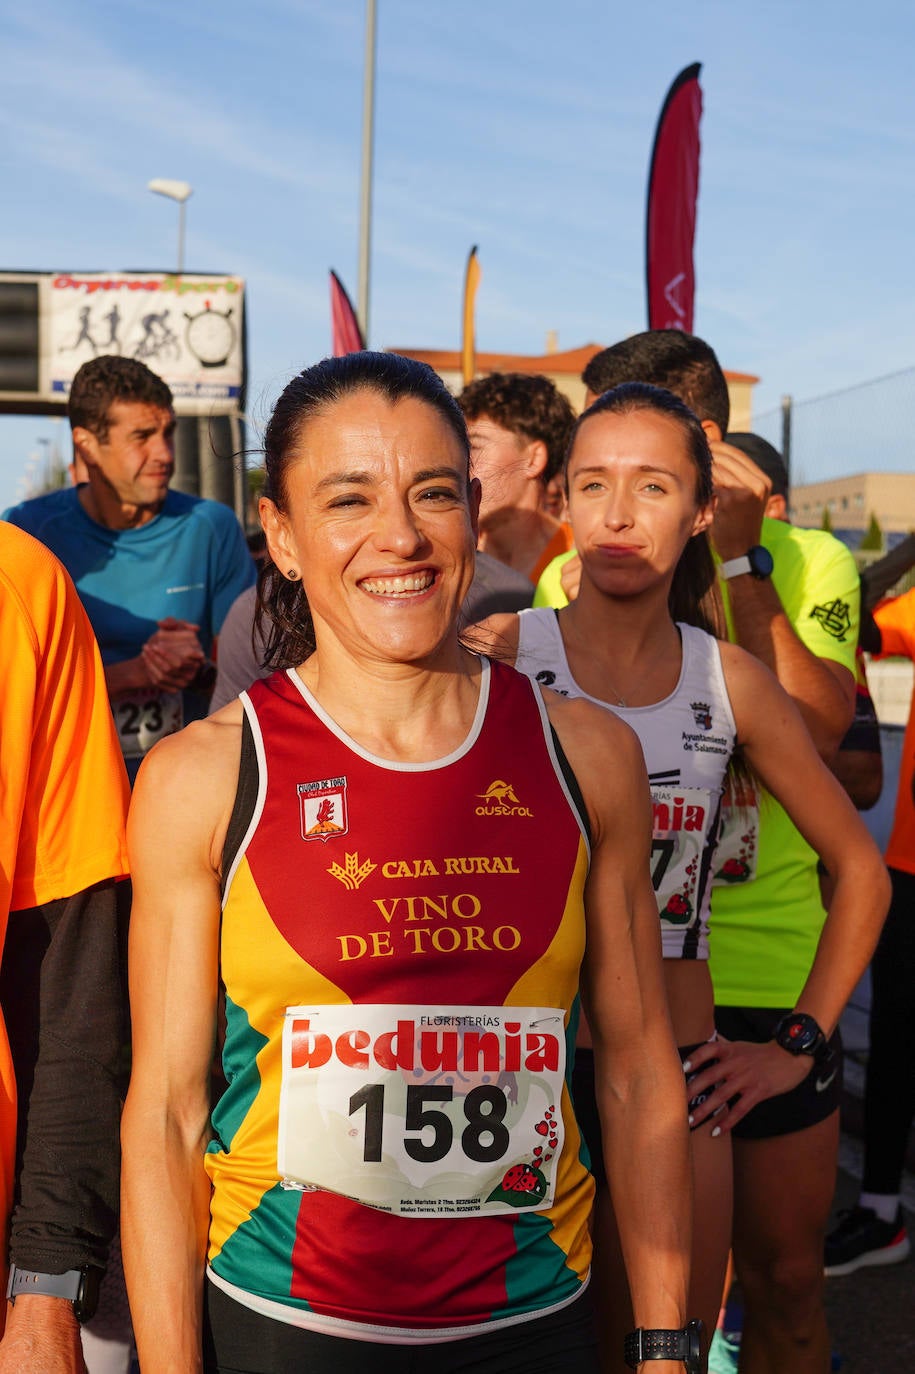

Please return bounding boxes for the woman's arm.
[549,696,691,1358]
[121,716,240,1373]
[687,646,890,1130]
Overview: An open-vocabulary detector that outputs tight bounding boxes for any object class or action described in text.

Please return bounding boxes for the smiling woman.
[255,353,477,677]
[121,352,698,1374]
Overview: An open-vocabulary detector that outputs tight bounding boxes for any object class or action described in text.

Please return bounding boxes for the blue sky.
[2,0,913,506]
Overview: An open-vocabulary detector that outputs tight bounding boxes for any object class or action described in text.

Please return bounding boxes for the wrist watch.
[772,1011,838,1092]
[6,1264,101,1323]
[718,545,774,580]
[624,1318,704,1370]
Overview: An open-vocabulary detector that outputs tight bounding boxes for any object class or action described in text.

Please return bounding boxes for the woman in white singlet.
[475,382,888,1371]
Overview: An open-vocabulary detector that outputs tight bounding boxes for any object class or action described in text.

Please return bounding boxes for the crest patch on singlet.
[298,776,349,841]
[690,701,712,731]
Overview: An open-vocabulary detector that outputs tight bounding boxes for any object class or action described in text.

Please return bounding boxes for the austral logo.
[690,701,712,731]
[476,780,533,818]
[298,777,348,841]
[327,852,377,891]
[810,598,851,642]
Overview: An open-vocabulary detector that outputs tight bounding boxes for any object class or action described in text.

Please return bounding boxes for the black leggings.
[862,866,915,1193]
[203,1279,599,1374]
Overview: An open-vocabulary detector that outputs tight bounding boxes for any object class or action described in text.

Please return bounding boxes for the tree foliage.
[859,511,884,551]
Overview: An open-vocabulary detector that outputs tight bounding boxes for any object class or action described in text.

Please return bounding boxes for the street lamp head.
[148,178,193,203]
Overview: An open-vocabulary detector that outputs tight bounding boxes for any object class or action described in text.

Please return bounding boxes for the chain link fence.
[752,365,915,592]
[753,364,915,488]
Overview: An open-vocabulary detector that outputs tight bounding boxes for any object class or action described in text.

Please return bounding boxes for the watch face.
[748,545,775,577]
[778,1015,820,1054]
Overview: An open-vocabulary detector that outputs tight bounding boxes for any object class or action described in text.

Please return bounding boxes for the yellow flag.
[461,246,481,387]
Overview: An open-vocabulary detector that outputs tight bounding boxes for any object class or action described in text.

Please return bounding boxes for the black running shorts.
[713,1005,843,1139]
[203,1278,599,1374]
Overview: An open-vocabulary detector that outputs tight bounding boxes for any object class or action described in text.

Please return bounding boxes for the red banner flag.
[645,63,703,332]
[329,270,365,356]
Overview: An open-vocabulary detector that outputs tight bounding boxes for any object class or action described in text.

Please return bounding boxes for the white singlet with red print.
[515,609,736,960]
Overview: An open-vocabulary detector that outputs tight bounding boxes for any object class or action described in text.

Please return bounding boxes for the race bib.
[113,689,183,759]
[650,785,711,928]
[711,778,759,887]
[278,1004,566,1219]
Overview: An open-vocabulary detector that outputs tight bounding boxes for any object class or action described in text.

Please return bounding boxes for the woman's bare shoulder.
[464,612,520,661]
[543,690,650,848]
[716,637,781,701]
[544,689,636,752]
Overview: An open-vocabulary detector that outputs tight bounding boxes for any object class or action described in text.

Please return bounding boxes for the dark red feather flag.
[329,270,365,355]
[645,64,703,332]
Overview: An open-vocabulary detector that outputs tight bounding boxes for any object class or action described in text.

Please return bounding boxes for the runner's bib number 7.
[650,785,712,928]
[278,1004,566,1219]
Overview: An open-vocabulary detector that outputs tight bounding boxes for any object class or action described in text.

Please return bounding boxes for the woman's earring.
[287,568,299,580]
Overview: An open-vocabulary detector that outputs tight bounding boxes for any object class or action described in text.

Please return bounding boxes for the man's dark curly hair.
[581,330,730,435]
[68,355,174,441]
[459,372,576,484]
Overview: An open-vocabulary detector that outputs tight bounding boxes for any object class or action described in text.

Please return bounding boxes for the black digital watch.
[624,1318,704,1370]
[772,1011,838,1092]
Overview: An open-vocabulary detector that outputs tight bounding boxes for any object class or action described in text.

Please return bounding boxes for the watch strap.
[624,1327,686,1366]
[6,1264,100,1322]
[719,545,773,581]
[718,554,752,581]
[7,1266,83,1303]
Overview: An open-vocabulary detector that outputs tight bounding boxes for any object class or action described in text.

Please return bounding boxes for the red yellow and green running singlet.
[206,658,594,1343]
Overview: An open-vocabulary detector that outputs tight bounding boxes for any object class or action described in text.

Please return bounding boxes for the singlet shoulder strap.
[220,711,259,898]
[549,724,592,850]
[516,605,567,677]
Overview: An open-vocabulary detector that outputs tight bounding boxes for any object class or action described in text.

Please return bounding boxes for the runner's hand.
[0,1295,87,1374]
[709,440,770,560]
[148,617,205,657]
[681,1034,811,1133]
[141,639,203,692]
[559,554,582,603]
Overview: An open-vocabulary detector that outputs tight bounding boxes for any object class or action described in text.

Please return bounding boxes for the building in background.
[791,473,915,543]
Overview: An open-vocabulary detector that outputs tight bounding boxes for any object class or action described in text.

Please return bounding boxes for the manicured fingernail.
[682,1060,692,1073]
[688,1114,694,1127]
[712,1126,721,1138]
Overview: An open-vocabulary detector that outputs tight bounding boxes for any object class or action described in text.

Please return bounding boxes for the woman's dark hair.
[565,381,724,638]
[255,351,470,669]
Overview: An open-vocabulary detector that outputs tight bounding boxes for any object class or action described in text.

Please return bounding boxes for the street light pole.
[178,198,187,275]
[147,179,194,275]
[357,0,377,344]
